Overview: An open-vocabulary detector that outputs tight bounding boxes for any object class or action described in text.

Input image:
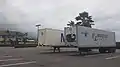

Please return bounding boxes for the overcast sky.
[0,0,120,41]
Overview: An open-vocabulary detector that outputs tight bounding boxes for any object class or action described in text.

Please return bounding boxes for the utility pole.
[36,24,41,47]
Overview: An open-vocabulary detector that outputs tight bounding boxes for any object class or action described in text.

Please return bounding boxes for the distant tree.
[23,37,27,45]
[23,32,28,45]
[24,32,28,36]
[67,20,75,26]
[75,11,94,28]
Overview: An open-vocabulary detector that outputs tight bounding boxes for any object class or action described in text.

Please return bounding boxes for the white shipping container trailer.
[64,26,116,53]
[38,28,64,46]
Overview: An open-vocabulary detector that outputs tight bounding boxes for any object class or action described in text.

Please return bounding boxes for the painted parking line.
[0,61,36,67]
[2,56,13,58]
[106,55,120,60]
[0,58,23,62]
[84,53,110,57]
[0,56,12,58]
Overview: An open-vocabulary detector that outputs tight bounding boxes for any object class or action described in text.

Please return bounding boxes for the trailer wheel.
[57,47,60,52]
[108,48,116,53]
[99,48,106,53]
[78,48,81,54]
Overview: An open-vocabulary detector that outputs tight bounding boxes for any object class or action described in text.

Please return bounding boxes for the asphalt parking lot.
[0,47,120,67]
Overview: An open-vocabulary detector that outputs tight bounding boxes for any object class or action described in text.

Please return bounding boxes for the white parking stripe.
[0,61,36,67]
[0,58,23,61]
[2,56,12,58]
[106,55,120,60]
[84,54,109,57]
[0,56,12,58]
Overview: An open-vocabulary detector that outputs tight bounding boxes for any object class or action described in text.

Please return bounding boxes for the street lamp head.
[36,24,41,27]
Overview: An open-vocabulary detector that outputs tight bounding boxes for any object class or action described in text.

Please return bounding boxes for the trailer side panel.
[77,26,116,48]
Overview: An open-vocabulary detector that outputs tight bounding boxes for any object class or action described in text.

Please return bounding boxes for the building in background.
[0,29,26,46]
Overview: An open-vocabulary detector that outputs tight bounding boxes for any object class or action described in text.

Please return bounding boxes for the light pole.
[36,24,41,46]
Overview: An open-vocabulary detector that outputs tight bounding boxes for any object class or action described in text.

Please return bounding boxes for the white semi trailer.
[38,28,64,46]
[64,26,116,53]
[38,26,116,53]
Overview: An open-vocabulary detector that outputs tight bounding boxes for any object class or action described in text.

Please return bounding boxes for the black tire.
[78,48,82,55]
[112,49,116,53]
[108,48,116,53]
[88,49,92,51]
[99,48,106,53]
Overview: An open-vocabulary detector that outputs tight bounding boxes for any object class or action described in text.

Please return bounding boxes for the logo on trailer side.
[81,31,88,37]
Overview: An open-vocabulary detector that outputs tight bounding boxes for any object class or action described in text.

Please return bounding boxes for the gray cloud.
[0,0,120,41]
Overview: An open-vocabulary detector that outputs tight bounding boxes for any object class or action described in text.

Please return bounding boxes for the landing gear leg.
[53,47,56,52]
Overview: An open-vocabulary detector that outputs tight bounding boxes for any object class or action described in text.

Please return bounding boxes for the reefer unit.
[38,28,64,46]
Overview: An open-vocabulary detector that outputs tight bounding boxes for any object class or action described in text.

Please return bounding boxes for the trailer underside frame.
[51,45,116,53]
[51,45,77,52]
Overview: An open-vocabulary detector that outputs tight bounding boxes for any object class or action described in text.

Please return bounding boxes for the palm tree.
[67,20,75,26]
[75,22,82,26]
[75,11,94,28]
